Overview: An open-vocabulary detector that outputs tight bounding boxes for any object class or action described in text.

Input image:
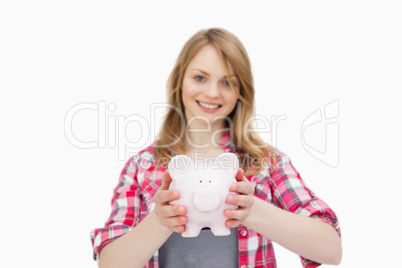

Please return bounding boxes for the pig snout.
[192,189,221,212]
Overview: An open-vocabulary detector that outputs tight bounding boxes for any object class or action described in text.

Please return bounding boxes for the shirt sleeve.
[269,154,341,268]
[90,156,141,260]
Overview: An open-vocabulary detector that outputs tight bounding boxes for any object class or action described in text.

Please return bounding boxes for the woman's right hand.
[153,169,187,233]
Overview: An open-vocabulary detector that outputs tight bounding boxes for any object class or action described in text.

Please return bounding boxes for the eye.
[194,75,205,82]
[222,79,237,87]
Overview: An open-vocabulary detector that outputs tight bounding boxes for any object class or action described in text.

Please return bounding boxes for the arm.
[225,160,342,265]
[98,169,186,268]
[243,197,342,265]
[98,210,173,268]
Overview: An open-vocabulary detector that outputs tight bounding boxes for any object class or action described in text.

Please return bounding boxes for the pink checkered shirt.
[90,132,340,267]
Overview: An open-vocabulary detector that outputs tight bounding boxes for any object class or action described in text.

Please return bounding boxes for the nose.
[204,82,220,98]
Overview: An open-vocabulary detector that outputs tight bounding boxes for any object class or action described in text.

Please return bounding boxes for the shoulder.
[129,141,160,167]
[247,148,295,180]
[274,149,293,168]
[261,147,293,175]
[118,141,162,181]
[126,141,166,186]
[269,149,299,177]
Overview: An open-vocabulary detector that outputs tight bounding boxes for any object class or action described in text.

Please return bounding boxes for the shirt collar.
[218,131,232,152]
[168,131,237,157]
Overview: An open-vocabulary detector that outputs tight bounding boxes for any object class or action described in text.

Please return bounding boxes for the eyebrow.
[190,68,238,78]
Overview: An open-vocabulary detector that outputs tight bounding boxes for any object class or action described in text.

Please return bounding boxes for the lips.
[196,100,222,109]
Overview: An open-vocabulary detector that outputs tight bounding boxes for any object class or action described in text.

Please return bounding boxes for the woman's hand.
[224,168,255,228]
[153,169,187,233]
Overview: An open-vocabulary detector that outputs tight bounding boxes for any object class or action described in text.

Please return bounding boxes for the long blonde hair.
[154,28,278,175]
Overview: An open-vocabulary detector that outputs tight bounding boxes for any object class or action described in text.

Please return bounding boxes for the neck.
[184,120,226,153]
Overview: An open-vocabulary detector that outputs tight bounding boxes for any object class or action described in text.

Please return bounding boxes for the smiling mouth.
[196,100,222,109]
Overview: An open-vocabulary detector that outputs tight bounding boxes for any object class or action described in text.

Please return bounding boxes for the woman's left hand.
[224,167,255,228]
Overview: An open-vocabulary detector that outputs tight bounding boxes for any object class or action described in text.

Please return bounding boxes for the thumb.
[235,167,245,181]
[160,169,173,190]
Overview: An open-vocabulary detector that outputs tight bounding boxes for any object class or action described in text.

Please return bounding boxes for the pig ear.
[168,155,193,180]
[216,153,239,178]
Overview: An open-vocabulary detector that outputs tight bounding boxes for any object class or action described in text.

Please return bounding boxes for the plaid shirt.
[90,132,340,267]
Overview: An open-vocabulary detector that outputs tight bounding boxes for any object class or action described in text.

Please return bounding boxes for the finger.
[172,225,186,233]
[160,169,173,190]
[224,208,251,222]
[230,180,254,195]
[226,194,254,208]
[172,224,186,233]
[156,204,186,218]
[225,218,242,229]
[154,189,180,204]
[235,168,245,181]
[160,218,187,233]
[160,215,187,229]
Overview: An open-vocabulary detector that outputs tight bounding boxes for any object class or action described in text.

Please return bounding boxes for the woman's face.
[181,45,240,129]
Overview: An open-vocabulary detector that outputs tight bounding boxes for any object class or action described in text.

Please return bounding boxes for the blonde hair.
[154,28,278,175]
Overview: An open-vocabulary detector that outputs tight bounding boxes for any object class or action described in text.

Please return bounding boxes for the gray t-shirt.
[158,227,239,268]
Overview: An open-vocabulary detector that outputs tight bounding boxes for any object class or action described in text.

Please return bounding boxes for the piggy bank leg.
[210,224,231,236]
[182,223,201,238]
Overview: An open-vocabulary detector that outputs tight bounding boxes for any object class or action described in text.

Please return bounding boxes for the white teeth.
[198,101,220,109]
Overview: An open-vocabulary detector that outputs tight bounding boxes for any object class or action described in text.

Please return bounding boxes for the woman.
[91,28,342,268]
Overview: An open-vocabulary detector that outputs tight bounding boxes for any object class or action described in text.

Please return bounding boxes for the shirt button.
[240,230,247,236]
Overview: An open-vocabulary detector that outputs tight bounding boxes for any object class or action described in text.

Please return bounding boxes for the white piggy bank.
[168,153,239,237]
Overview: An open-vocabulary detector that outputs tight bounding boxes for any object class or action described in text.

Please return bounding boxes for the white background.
[1,1,401,267]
